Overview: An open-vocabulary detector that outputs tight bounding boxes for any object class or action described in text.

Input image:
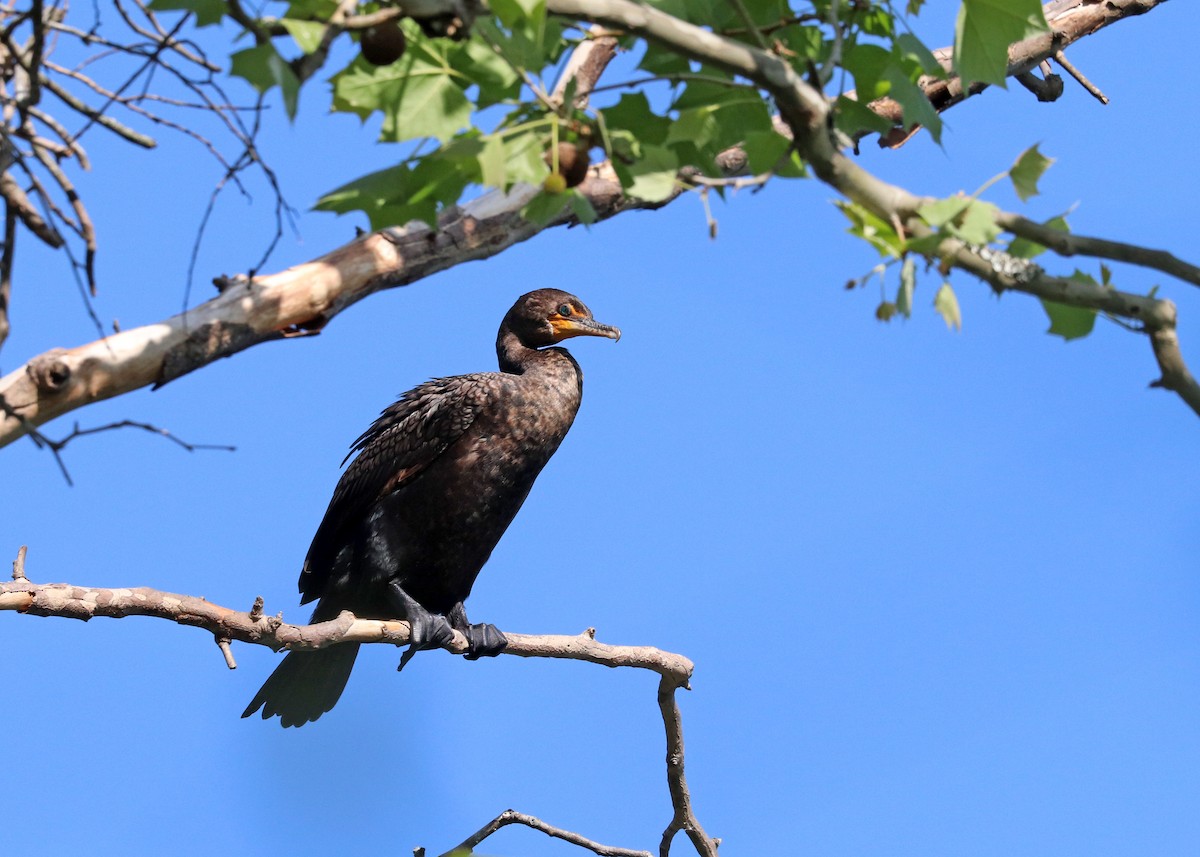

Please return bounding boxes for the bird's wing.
[298,374,493,601]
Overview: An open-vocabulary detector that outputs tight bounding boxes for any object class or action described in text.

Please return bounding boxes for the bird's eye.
[558,304,573,317]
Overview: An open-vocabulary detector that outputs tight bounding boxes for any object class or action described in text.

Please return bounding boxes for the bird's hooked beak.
[550,315,622,343]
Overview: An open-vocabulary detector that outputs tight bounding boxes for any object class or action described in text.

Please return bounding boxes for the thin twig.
[0,203,13,352]
[995,212,1200,289]
[1053,48,1109,104]
[727,0,769,51]
[440,809,652,857]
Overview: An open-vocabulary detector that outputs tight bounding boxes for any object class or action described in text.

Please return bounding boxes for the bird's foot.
[388,582,457,671]
[461,623,508,660]
[446,602,507,660]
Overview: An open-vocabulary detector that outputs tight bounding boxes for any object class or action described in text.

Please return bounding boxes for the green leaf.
[281,19,325,54]
[894,33,944,78]
[834,94,895,139]
[954,0,1050,88]
[918,195,999,244]
[602,93,671,147]
[837,201,903,259]
[742,130,801,176]
[882,64,942,143]
[229,44,300,119]
[1008,214,1068,259]
[622,145,679,203]
[381,73,472,143]
[332,60,472,143]
[567,190,597,226]
[315,164,413,230]
[1041,300,1096,341]
[954,199,1000,244]
[478,136,508,189]
[917,195,971,228]
[638,42,692,76]
[896,257,916,318]
[504,130,552,186]
[453,40,521,108]
[933,282,962,331]
[522,189,569,226]
[148,0,225,27]
[1009,144,1054,201]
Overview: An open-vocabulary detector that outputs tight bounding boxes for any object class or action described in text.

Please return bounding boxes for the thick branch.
[0,165,643,448]
[0,0,1181,446]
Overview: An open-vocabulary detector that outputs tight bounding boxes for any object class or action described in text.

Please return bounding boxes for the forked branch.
[1,550,711,857]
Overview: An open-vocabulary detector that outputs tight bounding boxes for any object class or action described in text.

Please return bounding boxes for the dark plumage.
[243,289,619,727]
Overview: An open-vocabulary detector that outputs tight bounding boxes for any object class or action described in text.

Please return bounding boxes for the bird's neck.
[497,330,565,375]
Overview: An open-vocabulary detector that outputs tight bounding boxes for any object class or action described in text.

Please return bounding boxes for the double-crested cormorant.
[242,289,620,727]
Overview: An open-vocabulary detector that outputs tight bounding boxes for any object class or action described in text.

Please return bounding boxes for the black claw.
[388,582,456,671]
[462,623,508,660]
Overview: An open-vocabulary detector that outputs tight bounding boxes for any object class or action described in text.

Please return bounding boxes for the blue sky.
[3,4,1199,857]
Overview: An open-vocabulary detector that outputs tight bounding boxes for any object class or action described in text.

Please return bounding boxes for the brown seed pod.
[544,142,591,189]
[360,20,407,66]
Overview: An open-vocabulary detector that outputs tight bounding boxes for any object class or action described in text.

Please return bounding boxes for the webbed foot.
[461,623,508,660]
[447,602,508,660]
[388,582,456,671]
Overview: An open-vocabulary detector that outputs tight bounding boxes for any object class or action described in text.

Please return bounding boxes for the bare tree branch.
[0,163,646,448]
[439,808,653,857]
[1,557,707,857]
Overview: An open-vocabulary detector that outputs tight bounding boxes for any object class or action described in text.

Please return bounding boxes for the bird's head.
[502,289,621,348]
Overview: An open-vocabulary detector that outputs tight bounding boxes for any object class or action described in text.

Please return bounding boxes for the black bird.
[243,289,620,727]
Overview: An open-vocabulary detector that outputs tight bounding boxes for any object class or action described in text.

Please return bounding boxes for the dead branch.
[439,808,653,857]
[1,555,706,856]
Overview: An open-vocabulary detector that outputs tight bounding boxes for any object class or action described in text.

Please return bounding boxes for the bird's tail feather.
[241,642,360,728]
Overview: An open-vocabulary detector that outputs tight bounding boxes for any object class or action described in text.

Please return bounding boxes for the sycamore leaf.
[333,60,472,143]
[568,191,597,226]
[954,0,1049,88]
[478,136,507,188]
[522,189,569,226]
[230,44,300,119]
[1010,144,1054,202]
[918,195,971,228]
[897,257,916,318]
[622,145,679,203]
[894,32,945,78]
[148,0,225,26]
[834,94,895,139]
[838,201,904,258]
[1008,214,1068,259]
[933,282,962,331]
[281,19,325,54]
[954,199,1000,244]
[1041,299,1096,341]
